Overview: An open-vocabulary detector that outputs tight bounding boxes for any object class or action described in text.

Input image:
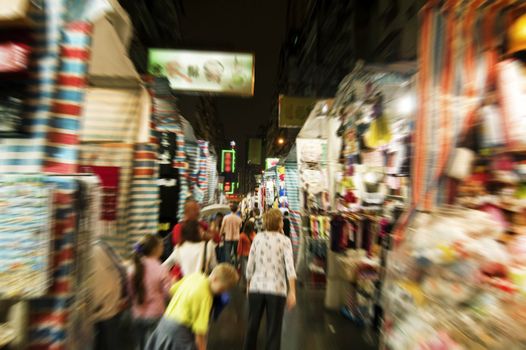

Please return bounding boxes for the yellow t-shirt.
[165,273,213,335]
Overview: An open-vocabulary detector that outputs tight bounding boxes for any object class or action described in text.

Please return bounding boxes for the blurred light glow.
[230,140,236,148]
[397,94,416,115]
[277,137,285,145]
[321,103,329,114]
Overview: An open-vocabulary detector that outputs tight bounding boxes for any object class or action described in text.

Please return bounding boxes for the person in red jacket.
[237,220,256,288]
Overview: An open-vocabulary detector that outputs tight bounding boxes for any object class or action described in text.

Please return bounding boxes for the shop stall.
[150,77,219,246]
[308,62,416,343]
[79,4,154,257]
[0,1,156,348]
[382,2,526,349]
[293,100,340,287]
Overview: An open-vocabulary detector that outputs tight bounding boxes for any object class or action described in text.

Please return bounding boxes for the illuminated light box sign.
[148,49,255,96]
[222,149,236,173]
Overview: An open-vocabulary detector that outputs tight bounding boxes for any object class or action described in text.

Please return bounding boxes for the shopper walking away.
[171,199,208,246]
[243,209,297,350]
[128,234,171,350]
[252,208,263,233]
[168,199,208,280]
[163,220,217,276]
[283,211,291,239]
[221,202,242,265]
[91,240,133,350]
[146,264,239,350]
[209,213,225,263]
[237,220,256,288]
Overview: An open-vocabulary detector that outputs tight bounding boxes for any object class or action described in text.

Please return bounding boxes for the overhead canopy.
[284,144,297,163]
[297,100,334,139]
[69,0,133,48]
[88,15,141,88]
[180,117,198,144]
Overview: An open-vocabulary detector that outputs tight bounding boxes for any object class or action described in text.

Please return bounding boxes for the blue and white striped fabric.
[197,141,209,204]
[185,143,200,200]
[175,126,189,220]
[44,21,92,174]
[285,163,300,212]
[28,176,78,350]
[128,143,159,248]
[0,0,64,173]
[207,154,218,205]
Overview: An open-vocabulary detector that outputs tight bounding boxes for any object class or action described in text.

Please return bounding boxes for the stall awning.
[297,100,334,139]
[88,16,140,88]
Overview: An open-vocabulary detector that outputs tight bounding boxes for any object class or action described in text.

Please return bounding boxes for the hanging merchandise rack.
[316,57,416,346]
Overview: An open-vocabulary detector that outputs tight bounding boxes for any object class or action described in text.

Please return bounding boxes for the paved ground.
[208,286,378,350]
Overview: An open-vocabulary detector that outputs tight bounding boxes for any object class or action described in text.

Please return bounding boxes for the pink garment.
[128,257,171,319]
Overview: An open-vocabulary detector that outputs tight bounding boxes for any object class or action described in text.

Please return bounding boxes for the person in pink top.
[128,234,171,350]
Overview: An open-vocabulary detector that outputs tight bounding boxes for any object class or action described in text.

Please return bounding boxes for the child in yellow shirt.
[146,264,239,350]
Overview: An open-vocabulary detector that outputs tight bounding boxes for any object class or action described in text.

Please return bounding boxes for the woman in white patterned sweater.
[243,209,297,350]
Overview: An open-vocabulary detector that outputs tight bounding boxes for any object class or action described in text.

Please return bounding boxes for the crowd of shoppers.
[91,199,296,350]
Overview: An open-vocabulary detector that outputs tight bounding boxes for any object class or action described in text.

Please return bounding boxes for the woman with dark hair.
[128,234,170,350]
[163,220,217,277]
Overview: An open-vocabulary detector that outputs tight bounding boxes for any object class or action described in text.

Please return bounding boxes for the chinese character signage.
[148,49,255,96]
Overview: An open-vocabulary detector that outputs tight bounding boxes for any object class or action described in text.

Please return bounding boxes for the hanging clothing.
[330,215,347,253]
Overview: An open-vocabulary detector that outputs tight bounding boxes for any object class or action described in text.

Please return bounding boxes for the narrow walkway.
[208,287,377,350]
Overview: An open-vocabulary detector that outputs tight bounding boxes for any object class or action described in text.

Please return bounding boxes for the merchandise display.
[0,175,53,299]
[0,0,523,348]
[0,1,223,349]
[381,2,526,349]
[384,207,526,348]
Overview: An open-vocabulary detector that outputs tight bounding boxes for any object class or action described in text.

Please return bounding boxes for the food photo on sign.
[148,49,255,96]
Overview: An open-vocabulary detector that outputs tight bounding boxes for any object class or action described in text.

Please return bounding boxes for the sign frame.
[148,48,255,97]
[221,149,236,173]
